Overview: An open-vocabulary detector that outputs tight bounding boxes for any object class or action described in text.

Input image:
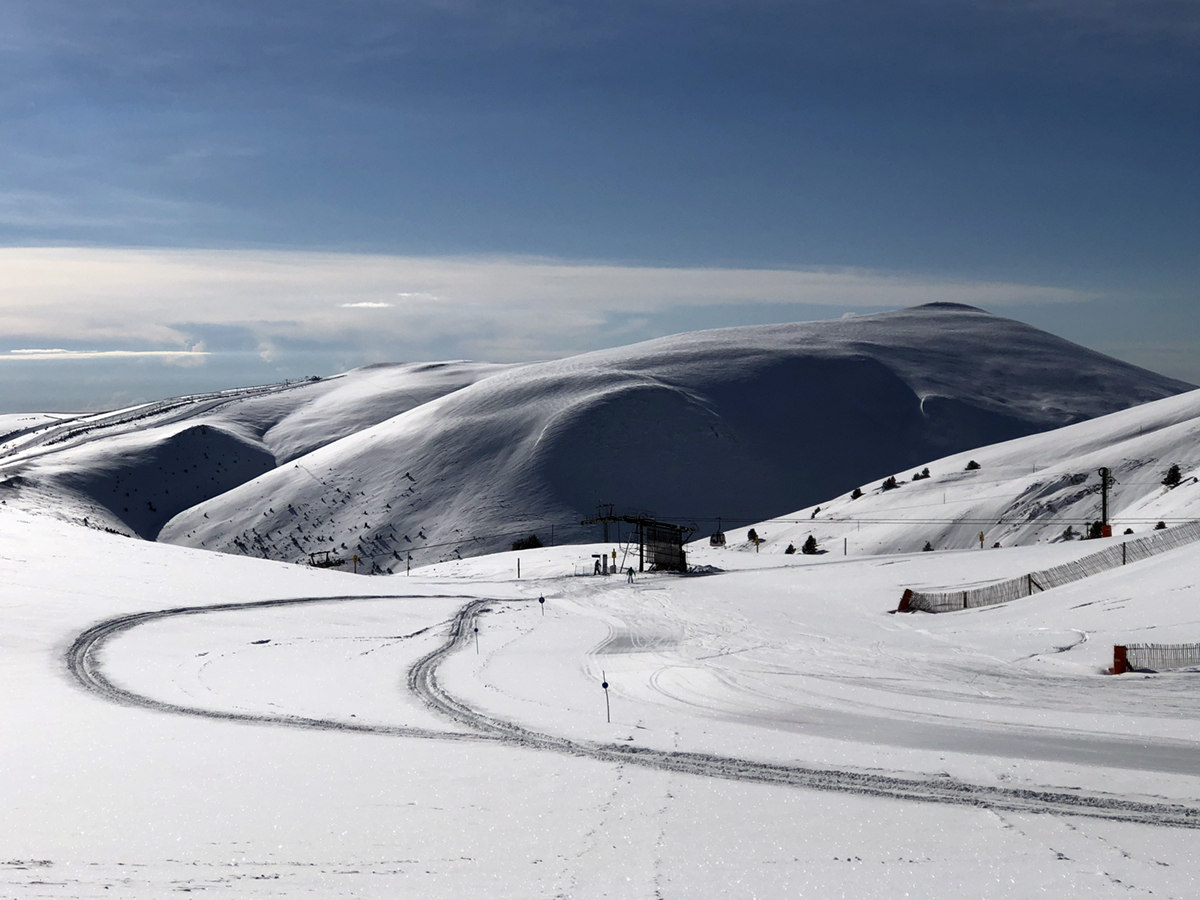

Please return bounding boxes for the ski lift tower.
[581,506,696,573]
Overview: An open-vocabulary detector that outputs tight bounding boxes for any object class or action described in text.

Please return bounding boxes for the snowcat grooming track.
[68,594,1200,830]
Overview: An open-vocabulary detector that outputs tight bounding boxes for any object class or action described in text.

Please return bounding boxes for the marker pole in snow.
[353,554,359,574]
[539,595,545,615]
[602,671,610,723]
[517,558,521,579]
[406,553,411,575]
[474,625,479,655]
[844,537,847,556]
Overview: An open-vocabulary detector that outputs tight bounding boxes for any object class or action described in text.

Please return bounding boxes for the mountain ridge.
[150,304,1190,569]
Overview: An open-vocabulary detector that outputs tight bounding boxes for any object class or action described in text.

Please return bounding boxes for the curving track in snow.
[66,594,497,744]
[69,593,1200,829]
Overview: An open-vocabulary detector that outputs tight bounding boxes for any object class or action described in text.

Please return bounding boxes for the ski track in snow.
[65,592,1200,830]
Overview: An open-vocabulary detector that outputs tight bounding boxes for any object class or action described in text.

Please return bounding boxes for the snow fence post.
[1113,645,1128,675]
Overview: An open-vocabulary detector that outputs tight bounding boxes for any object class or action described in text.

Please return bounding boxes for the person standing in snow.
[627,567,634,583]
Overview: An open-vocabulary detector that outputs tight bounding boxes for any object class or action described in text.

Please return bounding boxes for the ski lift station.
[581,507,693,573]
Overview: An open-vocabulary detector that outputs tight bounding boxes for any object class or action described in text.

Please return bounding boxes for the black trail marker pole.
[602,671,610,723]
[539,595,545,615]
[474,625,479,655]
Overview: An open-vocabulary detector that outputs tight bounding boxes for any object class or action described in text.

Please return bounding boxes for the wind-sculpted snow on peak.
[156,304,1191,570]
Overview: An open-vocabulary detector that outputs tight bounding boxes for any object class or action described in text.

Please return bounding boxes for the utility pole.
[1099,467,1114,528]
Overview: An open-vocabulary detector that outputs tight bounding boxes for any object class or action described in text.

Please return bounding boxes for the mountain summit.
[143,304,1190,569]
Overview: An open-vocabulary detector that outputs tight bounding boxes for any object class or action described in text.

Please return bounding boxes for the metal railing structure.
[898,521,1200,613]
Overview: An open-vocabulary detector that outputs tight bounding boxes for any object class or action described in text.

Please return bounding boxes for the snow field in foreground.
[4,509,1200,897]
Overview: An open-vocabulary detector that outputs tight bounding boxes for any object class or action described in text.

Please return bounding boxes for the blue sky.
[1,1,1198,410]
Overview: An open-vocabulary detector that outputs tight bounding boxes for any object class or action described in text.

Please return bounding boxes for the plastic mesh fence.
[1124,643,1200,671]
[901,521,1200,613]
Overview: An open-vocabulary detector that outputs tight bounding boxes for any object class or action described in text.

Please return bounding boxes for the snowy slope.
[0,361,509,537]
[734,386,1200,574]
[158,303,1189,569]
[6,503,1200,897]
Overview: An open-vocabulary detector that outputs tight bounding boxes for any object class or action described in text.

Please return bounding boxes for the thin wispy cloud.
[4,348,208,359]
[0,247,1089,365]
[3,348,209,367]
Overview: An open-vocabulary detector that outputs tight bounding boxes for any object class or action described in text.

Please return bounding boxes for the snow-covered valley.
[6,305,1200,897]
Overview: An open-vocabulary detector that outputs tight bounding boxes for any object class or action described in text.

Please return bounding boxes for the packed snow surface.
[5,503,1200,898]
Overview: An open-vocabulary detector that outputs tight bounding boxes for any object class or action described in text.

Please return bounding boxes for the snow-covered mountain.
[147,303,1188,570]
[739,385,1200,561]
[0,361,510,539]
[2,302,1190,570]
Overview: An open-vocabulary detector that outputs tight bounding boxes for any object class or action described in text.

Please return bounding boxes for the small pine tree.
[747,528,759,543]
[1155,520,1167,530]
[1163,464,1182,488]
[922,541,933,552]
[881,475,899,491]
[784,542,796,555]
[850,487,863,500]
[1123,528,1134,535]
[511,534,543,551]
[801,534,818,555]
[965,460,981,471]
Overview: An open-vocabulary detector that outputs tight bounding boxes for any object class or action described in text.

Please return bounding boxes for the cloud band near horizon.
[0,247,1088,366]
